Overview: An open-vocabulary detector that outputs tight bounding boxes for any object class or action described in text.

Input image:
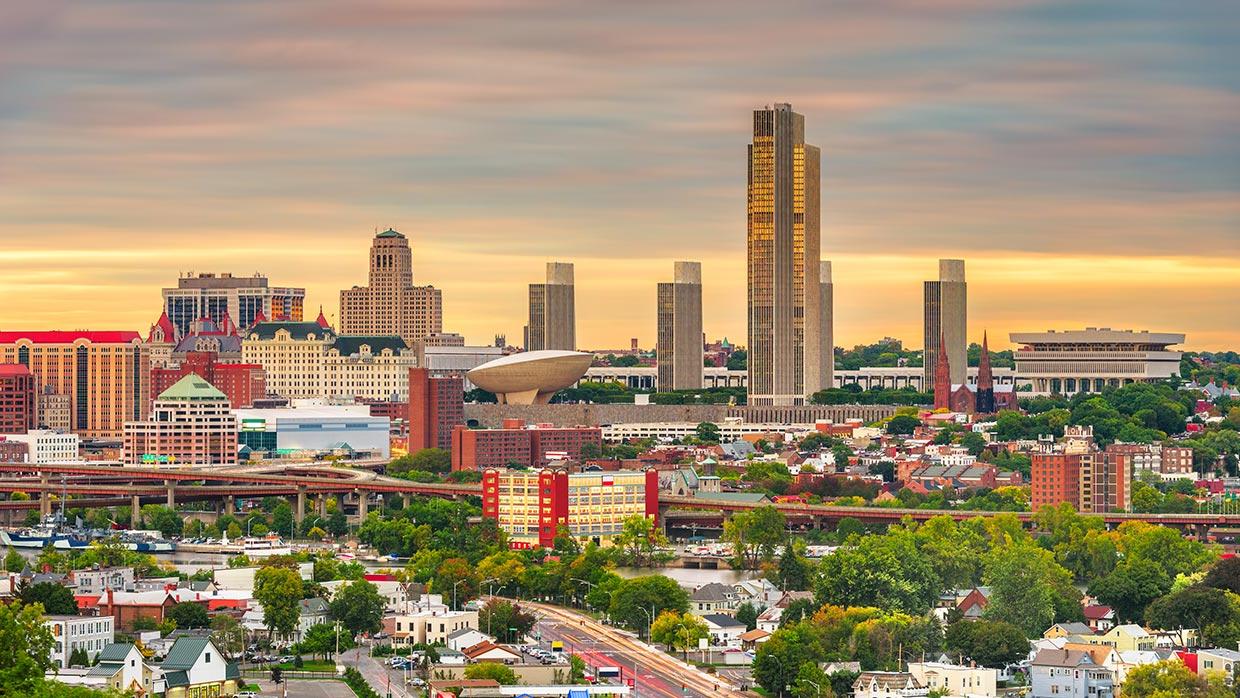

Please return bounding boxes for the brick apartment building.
[150,351,265,410]
[451,419,602,471]
[0,363,35,434]
[1032,446,1135,513]
[482,468,658,548]
[408,368,463,451]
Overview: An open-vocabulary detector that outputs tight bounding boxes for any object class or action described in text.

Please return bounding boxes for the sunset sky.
[1,1,1237,351]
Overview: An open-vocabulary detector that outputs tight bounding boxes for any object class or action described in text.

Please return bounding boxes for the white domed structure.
[467,350,592,404]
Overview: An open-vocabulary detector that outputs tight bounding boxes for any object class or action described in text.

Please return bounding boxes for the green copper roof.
[246,321,334,341]
[160,637,211,670]
[157,374,227,401]
[376,228,405,238]
[96,643,135,663]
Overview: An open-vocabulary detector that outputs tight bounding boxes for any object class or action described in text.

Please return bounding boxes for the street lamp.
[571,578,596,608]
[765,654,785,698]
[798,678,822,698]
[637,605,655,642]
[453,579,468,611]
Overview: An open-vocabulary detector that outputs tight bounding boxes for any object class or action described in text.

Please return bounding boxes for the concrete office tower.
[924,259,967,387]
[819,261,834,392]
[163,273,305,340]
[339,229,444,346]
[747,103,821,405]
[657,261,704,391]
[527,262,576,351]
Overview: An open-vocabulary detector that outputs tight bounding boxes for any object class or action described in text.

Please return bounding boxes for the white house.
[322,579,407,611]
[447,628,493,652]
[1030,648,1114,698]
[852,672,929,698]
[701,614,745,648]
[462,641,522,664]
[155,636,241,698]
[908,661,997,698]
[45,615,115,668]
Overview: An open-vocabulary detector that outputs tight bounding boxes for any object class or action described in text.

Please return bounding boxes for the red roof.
[149,311,176,342]
[1083,605,1113,620]
[0,331,141,344]
[0,363,31,376]
[315,306,331,329]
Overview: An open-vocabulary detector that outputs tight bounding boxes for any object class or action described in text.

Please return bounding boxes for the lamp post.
[453,579,467,611]
[798,678,822,698]
[766,654,785,698]
[571,578,596,608]
[637,606,655,642]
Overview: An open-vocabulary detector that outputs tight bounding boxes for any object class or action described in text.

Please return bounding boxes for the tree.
[140,505,184,538]
[944,619,1029,668]
[608,576,689,637]
[253,566,302,642]
[325,509,348,537]
[299,621,354,660]
[650,611,709,660]
[271,502,294,539]
[20,582,78,615]
[464,662,519,684]
[328,580,385,636]
[166,602,209,629]
[775,542,813,591]
[695,422,721,444]
[5,549,25,573]
[613,514,668,568]
[1146,586,1240,648]
[0,601,55,695]
[886,414,920,435]
[68,647,89,668]
[736,602,760,631]
[477,599,536,643]
[726,349,747,371]
[1203,557,1240,594]
[1122,659,1231,698]
[210,613,246,658]
[722,506,787,569]
[1087,558,1171,623]
[433,557,479,609]
[816,532,940,615]
[983,544,1080,637]
[389,448,452,475]
[959,431,986,456]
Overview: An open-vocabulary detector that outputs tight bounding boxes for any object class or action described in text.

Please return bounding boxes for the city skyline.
[2,2,1237,350]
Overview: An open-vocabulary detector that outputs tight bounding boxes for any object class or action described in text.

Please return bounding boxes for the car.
[410,678,426,687]
[236,692,259,698]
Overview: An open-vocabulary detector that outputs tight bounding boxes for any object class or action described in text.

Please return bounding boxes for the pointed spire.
[253,308,267,325]
[976,330,996,414]
[315,306,330,329]
[220,309,237,336]
[149,310,176,343]
[934,332,952,410]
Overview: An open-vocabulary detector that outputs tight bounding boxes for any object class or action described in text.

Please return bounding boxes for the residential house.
[53,643,162,696]
[1198,648,1240,686]
[71,567,136,596]
[155,636,241,698]
[1078,624,1156,653]
[447,628,493,652]
[852,671,929,698]
[954,587,990,620]
[461,641,522,664]
[908,661,998,698]
[733,578,781,608]
[323,578,407,611]
[690,583,735,616]
[1043,622,1093,640]
[739,628,770,650]
[45,615,115,668]
[1083,605,1116,633]
[701,614,746,648]
[98,589,177,631]
[297,597,330,643]
[1030,648,1114,698]
[383,609,478,647]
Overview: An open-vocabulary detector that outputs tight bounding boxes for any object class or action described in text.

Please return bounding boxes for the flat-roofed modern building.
[482,468,657,549]
[0,331,150,439]
[527,262,575,351]
[657,261,703,392]
[924,259,967,388]
[1010,328,1185,395]
[820,261,835,394]
[339,229,443,346]
[408,367,463,452]
[747,103,821,406]
[235,402,390,458]
[451,420,601,471]
[0,363,35,434]
[163,272,304,340]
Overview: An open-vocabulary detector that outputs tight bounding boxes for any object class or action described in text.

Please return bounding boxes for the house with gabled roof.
[852,671,927,698]
[155,636,240,698]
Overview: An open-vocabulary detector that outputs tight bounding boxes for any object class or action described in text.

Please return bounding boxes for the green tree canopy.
[328,580,386,636]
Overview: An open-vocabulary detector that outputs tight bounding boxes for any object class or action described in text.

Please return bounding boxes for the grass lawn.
[274,659,338,672]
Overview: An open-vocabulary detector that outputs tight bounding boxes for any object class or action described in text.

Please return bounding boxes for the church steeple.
[976,331,996,413]
[933,331,952,410]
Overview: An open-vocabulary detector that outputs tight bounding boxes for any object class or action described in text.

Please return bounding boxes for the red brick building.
[1032,449,1133,513]
[451,421,602,471]
[149,351,265,409]
[408,368,463,451]
[1031,452,1082,511]
[0,364,35,434]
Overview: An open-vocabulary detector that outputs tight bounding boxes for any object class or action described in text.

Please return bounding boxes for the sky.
[1,1,1237,351]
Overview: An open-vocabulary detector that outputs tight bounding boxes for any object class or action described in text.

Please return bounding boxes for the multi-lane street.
[526,601,746,698]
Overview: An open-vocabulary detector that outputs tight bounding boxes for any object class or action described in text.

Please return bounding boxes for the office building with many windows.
[924,259,967,388]
[527,262,576,351]
[657,261,703,392]
[747,103,822,405]
[122,374,238,467]
[339,229,443,346]
[162,272,304,340]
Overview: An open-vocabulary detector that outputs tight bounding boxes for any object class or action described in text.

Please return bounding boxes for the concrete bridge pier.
[356,491,368,520]
[39,471,51,518]
[295,487,306,527]
[131,495,141,525]
[164,480,176,508]
[316,495,327,517]
[402,493,411,510]
[225,496,235,517]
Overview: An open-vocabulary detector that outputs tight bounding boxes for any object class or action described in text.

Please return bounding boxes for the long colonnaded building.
[482,468,658,549]
[1010,328,1185,395]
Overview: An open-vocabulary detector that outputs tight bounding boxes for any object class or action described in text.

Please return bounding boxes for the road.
[341,645,413,698]
[526,601,747,698]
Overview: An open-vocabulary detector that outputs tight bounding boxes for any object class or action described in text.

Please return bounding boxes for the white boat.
[241,535,292,557]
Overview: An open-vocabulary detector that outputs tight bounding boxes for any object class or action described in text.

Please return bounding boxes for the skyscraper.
[162,273,304,340]
[408,367,463,452]
[819,260,834,394]
[527,262,575,351]
[747,103,821,405]
[339,229,443,346]
[657,261,703,391]
[923,259,967,388]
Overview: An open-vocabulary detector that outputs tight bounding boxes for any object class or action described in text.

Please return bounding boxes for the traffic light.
[271,667,283,684]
